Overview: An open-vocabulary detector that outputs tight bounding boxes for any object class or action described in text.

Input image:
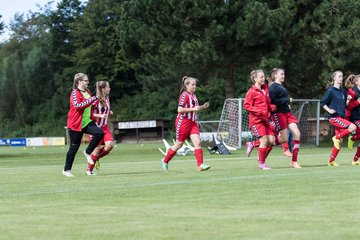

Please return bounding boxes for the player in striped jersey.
[161,76,211,172]
[86,81,115,175]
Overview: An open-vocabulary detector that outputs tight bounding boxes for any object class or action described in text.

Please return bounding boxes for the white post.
[239,98,243,149]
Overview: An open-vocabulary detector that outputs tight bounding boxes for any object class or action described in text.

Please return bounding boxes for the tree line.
[0,0,359,137]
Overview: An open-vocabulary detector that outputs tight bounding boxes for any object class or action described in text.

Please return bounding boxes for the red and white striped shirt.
[177,91,199,122]
[92,97,110,128]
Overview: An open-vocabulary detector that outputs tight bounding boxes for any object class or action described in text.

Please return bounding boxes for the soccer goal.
[217,98,322,149]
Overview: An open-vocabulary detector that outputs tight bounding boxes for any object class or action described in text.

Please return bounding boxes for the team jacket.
[244,84,276,125]
[320,86,347,118]
[348,86,360,121]
[269,82,291,113]
[67,88,97,131]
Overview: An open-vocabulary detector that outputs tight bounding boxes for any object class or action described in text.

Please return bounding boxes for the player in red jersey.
[63,73,104,177]
[244,69,277,170]
[161,76,211,172]
[345,74,360,164]
[86,81,115,175]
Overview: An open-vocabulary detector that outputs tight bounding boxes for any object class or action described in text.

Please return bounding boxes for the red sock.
[252,140,260,147]
[265,147,272,158]
[164,148,176,163]
[91,153,100,161]
[194,149,203,166]
[354,146,360,162]
[282,142,289,152]
[291,140,300,162]
[329,147,340,162]
[258,147,267,164]
[98,147,110,158]
[336,129,350,139]
[273,136,280,146]
[87,163,94,171]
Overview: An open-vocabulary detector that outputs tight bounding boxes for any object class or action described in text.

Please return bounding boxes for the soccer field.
[1,144,360,240]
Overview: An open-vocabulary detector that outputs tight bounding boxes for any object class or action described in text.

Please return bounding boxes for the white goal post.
[216,98,322,149]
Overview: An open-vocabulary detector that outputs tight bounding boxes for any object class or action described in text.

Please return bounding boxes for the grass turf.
[1,143,360,240]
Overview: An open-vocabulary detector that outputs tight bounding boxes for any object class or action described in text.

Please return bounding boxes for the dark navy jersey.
[269,82,291,113]
[320,86,347,118]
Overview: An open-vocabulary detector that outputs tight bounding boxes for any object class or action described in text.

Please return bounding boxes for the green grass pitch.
[1,143,360,240]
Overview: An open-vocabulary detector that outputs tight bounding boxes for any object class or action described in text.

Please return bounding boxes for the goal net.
[217,98,321,149]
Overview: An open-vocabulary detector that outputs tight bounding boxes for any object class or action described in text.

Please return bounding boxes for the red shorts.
[89,126,113,146]
[273,112,298,130]
[175,117,199,141]
[250,121,275,138]
[329,117,352,135]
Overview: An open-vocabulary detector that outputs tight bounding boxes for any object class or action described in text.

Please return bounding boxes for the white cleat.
[62,170,75,177]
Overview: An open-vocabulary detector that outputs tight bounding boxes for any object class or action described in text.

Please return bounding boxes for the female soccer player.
[86,81,115,175]
[63,73,104,177]
[320,70,357,166]
[345,74,360,164]
[161,76,210,172]
[269,68,301,168]
[244,69,277,170]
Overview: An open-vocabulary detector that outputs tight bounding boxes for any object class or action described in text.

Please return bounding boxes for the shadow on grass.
[0,153,30,158]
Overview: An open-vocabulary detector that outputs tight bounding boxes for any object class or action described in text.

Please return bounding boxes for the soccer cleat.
[197,163,211,171]
[348,136,355,150]
[352,161,360,166]
[332,136,341,150]
[161,159,168,172]
[62,170,75,177]
[283,150,293,157]
[85,170,96,175]
[258,163,271,170]
[246,142,254,157]
[328,161,340,167]
[290,161,302,169]
[83,150,94,165]
[94,160,101,170]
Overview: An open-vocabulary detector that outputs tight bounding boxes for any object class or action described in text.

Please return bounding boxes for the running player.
[269,68,301,168]
[244,69,277,170]
[86,81,115,175]
[161,76,211,172]
[320,70,356,166]
[63,73,104,177]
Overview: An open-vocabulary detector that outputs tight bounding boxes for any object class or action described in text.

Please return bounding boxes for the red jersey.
[177,91,199,122]
[244,84,273,125]
[67,88,97,131]
[92,97,111,128]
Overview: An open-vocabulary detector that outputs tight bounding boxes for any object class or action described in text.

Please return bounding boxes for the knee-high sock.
[282,142,289,152]
[258,147,267,164]
[272,136,281,146]
[291,140,300,162]
[265,146,272,158]
[336,129,351,139]
[354,146,360,162]
[164,148,176,163]
[329,147,340,162]
[194,149,203,166]
[98,147,110,159]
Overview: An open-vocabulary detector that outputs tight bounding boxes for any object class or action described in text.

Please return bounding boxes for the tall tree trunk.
[224,62,235,98]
